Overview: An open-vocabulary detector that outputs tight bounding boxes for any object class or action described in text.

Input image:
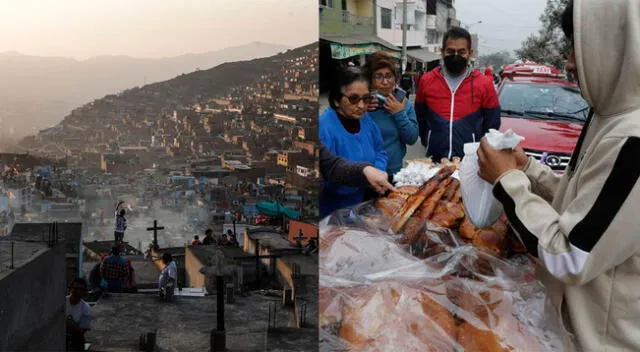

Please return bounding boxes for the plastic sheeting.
[319,201,568,352]
[255,201,300,219]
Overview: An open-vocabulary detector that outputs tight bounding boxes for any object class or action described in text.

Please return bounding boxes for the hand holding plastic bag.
[459,129,524,228]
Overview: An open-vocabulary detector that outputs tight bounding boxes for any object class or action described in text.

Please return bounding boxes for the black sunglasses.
[342,94,372,105]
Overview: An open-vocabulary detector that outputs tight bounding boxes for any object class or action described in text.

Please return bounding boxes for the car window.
[499,83,589,120]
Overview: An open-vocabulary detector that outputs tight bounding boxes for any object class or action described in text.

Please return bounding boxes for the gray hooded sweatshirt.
[491,0,640,350]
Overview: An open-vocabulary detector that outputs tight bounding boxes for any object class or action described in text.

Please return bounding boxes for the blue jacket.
[368,100,419,175]
[415,67,501,160]
[319,108,388,218]
[115,215,126,233]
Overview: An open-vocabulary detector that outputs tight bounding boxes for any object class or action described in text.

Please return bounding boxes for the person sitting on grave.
[158,252,178,296]
[202,229,215,245]
[122,259,137,293]
[100,245,129,293]
[191,235,202,246]
[66,278,91,351]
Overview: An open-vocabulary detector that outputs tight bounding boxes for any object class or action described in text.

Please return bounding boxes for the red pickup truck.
[497,62,589,172]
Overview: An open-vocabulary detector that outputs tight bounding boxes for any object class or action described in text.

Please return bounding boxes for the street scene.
[318,0,639,351]
[0,1,319,351]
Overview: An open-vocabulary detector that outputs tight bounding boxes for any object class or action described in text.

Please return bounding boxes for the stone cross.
[200,250,238,290]
[211,249,226,276]
[198,249,239,351]
[146,220,165,246]
[199,249,239,322]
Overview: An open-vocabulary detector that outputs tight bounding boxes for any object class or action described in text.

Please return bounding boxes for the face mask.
[444,55,468,75]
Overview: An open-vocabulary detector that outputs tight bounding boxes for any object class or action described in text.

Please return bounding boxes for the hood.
[500,117,583,154]
[575,0,640,116]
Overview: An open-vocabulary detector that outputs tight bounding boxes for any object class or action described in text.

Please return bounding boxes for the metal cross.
[146,220,165,246]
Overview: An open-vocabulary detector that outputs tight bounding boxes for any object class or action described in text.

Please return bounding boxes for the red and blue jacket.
[415,67,501,160]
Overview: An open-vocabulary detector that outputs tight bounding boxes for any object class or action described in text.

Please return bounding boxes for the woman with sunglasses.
[365,52,419,178]
[319,66,388,218]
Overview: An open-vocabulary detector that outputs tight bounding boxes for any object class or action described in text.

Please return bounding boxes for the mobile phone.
[375,92,387,109]
[393,87,407,102]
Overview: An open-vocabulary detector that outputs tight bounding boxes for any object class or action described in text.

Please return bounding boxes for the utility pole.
[401,0,408,74]
[372,0,377,36]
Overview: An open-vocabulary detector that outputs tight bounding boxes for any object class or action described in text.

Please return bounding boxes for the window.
[381,8,392,29]
[426,0,437,15]
[499,83,589,121]
[319,0,333,8]
[427,29,439,45]
[414,11,425,31]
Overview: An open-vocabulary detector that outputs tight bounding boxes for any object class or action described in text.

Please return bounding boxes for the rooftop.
[9,222,81,243]
[0,240,49,276]
[88,293,317,351]
[187,245,246,267]
[247,229,296,252]
[84,240,143,257]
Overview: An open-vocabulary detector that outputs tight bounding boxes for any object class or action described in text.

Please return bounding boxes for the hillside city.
[1,43,320,351]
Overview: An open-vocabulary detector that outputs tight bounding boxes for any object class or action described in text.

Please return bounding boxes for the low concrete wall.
[0,243,66,351]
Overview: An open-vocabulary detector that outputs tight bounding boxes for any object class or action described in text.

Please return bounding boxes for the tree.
[515,0,571,69]
[477,51,513,70]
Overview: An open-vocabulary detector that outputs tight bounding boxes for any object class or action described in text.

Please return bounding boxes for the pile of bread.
[319,161,563,351]
[320,278,553,351]
[377,163,526,257]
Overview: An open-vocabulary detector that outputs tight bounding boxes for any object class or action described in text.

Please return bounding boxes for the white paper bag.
[459,129,524,228]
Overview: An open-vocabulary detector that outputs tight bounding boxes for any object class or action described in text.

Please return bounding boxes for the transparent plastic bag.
[459,129,524,228]
[319,207,568,352]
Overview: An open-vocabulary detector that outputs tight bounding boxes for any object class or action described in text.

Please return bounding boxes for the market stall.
[319,159,568,351]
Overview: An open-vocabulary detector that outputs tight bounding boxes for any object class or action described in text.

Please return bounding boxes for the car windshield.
[499,82,589,121]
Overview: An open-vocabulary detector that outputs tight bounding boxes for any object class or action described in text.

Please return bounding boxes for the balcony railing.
[320,7,374,36]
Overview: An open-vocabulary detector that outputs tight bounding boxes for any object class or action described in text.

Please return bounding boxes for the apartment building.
[376,0,428,48]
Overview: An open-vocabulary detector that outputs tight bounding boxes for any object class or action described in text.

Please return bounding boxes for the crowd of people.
[191,228,239,247]
[319,26,499,217]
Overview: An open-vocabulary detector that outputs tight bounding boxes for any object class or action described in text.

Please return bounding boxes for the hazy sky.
[0,0,318,60]
[456,0,546,55]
